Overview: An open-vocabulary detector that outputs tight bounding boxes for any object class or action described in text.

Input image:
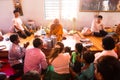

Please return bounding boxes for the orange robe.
[50,24,63,41]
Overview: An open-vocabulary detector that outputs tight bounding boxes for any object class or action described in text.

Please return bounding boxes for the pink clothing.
[91,20,103,32]
[24,48,48,73]
[95,50,118,62]
[50,53,70,74]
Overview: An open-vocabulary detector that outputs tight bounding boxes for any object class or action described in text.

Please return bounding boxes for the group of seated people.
[12,9,64,43]
[0,9,120,80]
[0,31,119,80]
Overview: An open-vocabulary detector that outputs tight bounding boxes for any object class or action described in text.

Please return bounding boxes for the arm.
[40,53,48,70]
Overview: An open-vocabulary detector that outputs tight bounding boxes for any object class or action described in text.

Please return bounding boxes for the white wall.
[0,0,120,33]
[0,0,14,33]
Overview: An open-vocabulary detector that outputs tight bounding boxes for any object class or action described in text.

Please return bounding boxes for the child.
[70,52,95,80]
[71,43,84,74]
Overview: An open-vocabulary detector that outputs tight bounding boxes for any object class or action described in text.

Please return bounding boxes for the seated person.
[70,52,95,80]
[95,56,120,80]
[24,38,48,74]
[45,42,70,80]
[106,32,120,58]
[8,34,29,80]
[49,19,63,41]
[95,36,118,62]
[71,43,84,74]
[91,15,107,37]
[12,9,31,39]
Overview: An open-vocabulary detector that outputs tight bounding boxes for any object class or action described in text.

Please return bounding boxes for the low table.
[77,31,103,52]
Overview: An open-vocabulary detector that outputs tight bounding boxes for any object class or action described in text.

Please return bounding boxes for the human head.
[13,9,20,17]
[102,36,115,50]
[95,15,103,23]
[95,56,120,80]
[22,70,40,80]
[75,43,83,53]
[10,34,20,44]
[106,33,119,44]
[53,19,59,24]
[0,73,6,80]
[50,42,64,59]
[82,52,95,64]
[55,42,64,53]
[64,46,71,53]
[33,38,43,48]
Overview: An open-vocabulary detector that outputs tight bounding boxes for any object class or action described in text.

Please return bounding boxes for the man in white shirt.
[13,10,31,39]
[91,15,107,37]
[95,36,118,62]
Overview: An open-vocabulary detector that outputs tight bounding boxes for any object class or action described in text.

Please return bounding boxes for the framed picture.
[80,0,120,12]
[13,0,23,16]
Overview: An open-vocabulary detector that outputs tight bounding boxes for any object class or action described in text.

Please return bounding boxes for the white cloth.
[91,20,103,32]
[12,17,24,32]
[95,50,118,62]
[24,48,48,73]
[50,53,70,74]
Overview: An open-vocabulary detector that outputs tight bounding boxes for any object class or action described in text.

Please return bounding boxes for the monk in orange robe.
[49,19,63,41]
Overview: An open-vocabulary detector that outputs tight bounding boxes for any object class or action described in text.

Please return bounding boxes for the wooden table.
[0,33,34,58]
[77,31,103,52]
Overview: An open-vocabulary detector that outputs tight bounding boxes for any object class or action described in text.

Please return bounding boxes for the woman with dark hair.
[44,42,70,80]
[95,56,120,80]
[71,43,85,74]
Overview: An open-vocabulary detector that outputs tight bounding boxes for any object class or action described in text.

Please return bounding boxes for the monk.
[49,19,63,41]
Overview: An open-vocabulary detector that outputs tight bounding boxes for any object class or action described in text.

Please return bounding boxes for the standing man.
[24,38,48,74]
[8,34,29,80]
[12,9,31,39]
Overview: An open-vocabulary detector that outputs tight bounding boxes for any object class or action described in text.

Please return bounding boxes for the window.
[44,0,78,20]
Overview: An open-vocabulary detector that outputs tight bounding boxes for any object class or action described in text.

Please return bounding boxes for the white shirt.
[95,50,118,62]
[91,20,103,32]
[12,17,24,32]
[50,53,70,74]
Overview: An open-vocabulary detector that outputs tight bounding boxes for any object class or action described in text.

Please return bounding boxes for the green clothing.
[72,52,77,64]
[75,63,94,80]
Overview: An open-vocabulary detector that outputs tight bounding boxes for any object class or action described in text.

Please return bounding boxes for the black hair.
[49,42,64,59]
[83,52,95,64]
[13,9,19,14]
[33,38,43,48]
[56,42,64,53]
[22,71,40,80]
[107,32,119,44]
[97,15,103,19]
[75,43,83,54]
[102,36,115,50]
[64,46,71,53]
[9,34,18,43]
[96,56,120,80]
